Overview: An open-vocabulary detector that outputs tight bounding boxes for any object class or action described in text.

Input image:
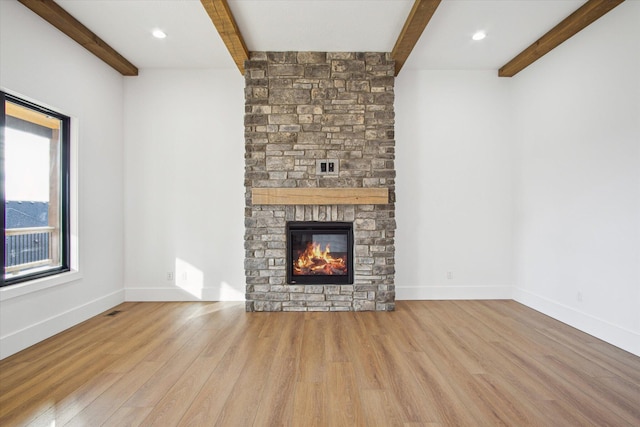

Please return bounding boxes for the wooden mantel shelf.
[252,188,389,205]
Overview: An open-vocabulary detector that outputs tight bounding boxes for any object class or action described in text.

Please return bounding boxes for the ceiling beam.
[201,0,249,75]
[18,0,138,76]
[499,0,625,77]
[391,0,442,76]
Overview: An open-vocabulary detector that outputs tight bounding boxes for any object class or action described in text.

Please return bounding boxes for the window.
[1,92,71,286]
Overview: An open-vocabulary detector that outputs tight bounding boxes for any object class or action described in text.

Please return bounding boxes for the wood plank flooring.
[1,300,638,426]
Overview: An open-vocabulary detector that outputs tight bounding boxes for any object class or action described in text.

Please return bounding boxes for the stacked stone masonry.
[244,52,396,311]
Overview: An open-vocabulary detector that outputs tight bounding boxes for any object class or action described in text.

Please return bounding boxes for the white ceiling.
[52,0,622,73]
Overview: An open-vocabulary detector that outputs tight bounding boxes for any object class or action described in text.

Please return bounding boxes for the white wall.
[0,2,125,358]
[395,70,515,299]
[123,69,246,301]
[512,2,640,355]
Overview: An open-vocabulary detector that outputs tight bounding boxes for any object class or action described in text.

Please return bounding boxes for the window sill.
[0,270,82,301]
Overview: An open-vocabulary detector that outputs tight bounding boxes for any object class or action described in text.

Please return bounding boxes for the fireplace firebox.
[286,222,354,285]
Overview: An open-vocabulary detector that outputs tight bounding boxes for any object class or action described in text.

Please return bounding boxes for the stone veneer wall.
[244,52,396,311]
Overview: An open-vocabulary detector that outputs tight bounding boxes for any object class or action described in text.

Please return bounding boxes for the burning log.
[293,241,347,276]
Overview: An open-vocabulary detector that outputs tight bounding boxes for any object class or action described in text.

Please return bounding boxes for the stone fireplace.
[244,51,396,311]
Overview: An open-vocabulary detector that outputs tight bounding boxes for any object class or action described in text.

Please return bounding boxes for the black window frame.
[1,91,71,287]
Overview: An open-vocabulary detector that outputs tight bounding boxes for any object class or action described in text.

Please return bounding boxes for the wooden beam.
[252,188,389,205]
[499,0,625,77]
[391,0,442,76]
[17,0,138,76]
[201,0,249,75]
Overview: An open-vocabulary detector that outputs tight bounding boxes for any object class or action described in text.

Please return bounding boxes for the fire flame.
[293,242,347,276]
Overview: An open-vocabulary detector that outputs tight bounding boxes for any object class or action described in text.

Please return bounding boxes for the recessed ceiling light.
[472,31,486,41]
[152,29,167,39]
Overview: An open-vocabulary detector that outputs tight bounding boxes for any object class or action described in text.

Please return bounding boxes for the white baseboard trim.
[396,285,513,300]
[128,285,512,302]
[124,286,245,302]
[513,287,640,357]
[0,289,124,360]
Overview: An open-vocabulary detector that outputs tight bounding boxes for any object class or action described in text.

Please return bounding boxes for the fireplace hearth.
[287,222,354,285]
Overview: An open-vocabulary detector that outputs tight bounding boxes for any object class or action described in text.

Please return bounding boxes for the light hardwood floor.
[1,300,638,426]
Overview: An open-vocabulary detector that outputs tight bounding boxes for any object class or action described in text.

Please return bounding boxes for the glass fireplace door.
[286,222,353,285]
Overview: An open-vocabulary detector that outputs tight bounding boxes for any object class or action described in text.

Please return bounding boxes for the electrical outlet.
[316,159,339,175]
[447,271,453,280]
[166,272,174,281]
